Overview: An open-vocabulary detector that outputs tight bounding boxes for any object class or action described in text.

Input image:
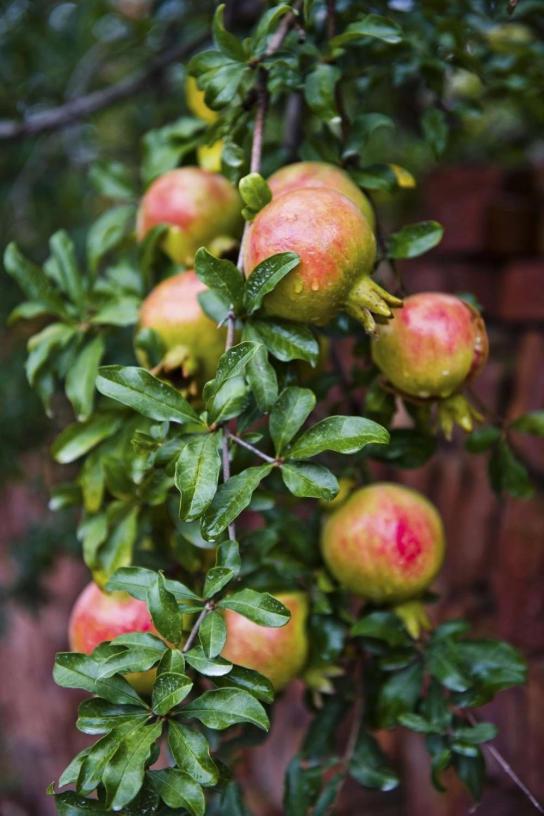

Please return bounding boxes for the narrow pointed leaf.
[175,432,222,521]
[287,416,389,459]
[219,589,290,627]
[202,464,273,540]
[182,688,269,731]
[244,252,300,315]
[270,387,316,454]
[168,721,219,786]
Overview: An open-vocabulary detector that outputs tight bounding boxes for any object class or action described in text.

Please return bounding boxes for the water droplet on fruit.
[441,369,450,376]
[311,281,320,292]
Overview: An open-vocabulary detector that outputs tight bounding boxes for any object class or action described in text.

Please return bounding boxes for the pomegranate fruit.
[243,187,400,331]
[136,167,242,264]
[268,161,375,228]
[371,292,488,398]
[222,592,309,690]
[69,582,159,694]
[137,269,225,395]
[321,483,445,603]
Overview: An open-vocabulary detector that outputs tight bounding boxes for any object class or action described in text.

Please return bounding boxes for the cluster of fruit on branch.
[5,4,543,815]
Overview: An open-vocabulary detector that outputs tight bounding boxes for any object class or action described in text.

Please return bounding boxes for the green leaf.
[51,413,122,464]
[199,610,227,658]
[245,338,278,411]
[219,589,290,627]
[96,366,203,426]
[26,322,75,385]
[454,722,497,744]
[175,432,222,521]
[94,633,166,679]
[77,723,137,795]
[53,652,146,706]
[93,505,139,582]
[66,335,106,421]
[212,4,246,61]
[352,611,412,648]
[426,638,473,692]
[202,464,273,540]
[90,160,135,201]
[168,721,219,786]
[217,539,241,575]
[182,687,269,731]
[281,462,339,500]
[455,639,527,704]
[107,566,201,605]
[203,566,235,599]
[152,671,193,715]
[91,295,140,327]
[422,108,448,158]
[103,720,163,810]
[48,230,84,307]
[147,572,184,644]
[77,699,149,735]
[489,438,534,499]
[194,248,244,312]
[367,428,436,469]
[349,731,399,791]
[287,415,389,459]
[207,342,259,393]
[331,14,402,47]
[388,221,444,259]
[283,756,322,816]
[465,425,501,453]
[453,749,485,800]
[250,319,319,364]
[184,646,233,676]
[157,648,185,676]
[152,769,205,816]
[244,252,300,315]
[397,713,435,734]
[511,411,544,436]
[376,662,423,728]
[305,64,340,120]
[239,172,272,219]
[4,242,69,318]
[52,792,112,814]
[270,387,316,454]
[87,204,135,273]
[213,665,274,704]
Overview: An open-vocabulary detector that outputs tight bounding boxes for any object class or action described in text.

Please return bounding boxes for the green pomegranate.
[137,270,225,395]
[371,292,488,399]
[136,167,242,265]
[268,161,375,228]
[243,187,400,332]
[222,591,309,690]
[321,483,445,603]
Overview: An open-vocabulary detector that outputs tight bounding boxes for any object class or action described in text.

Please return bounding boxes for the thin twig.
[464,712,543,813]
[326,0,337,40]
[0,32,207,141]
[182,603,212,652]
[225,429,276,464]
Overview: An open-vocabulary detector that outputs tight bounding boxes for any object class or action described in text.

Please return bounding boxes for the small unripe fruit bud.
[371,293,488,399]
[69,582,157,694]
[321,483,445,603]
[137,167,242,265]
[222,592,309,690]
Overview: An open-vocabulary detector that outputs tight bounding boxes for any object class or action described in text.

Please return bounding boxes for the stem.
[225,429,276,464]
[323,671,363,815]
[182,603,212,653]
[326,0,336,39]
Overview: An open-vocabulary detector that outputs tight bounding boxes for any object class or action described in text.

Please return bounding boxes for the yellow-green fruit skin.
[243,188,376,326]
[222,592,309,690]
[138,270,226,390]
[268,161,375,229]
[136,167,242,265]
[321,483,445,604]
[371,292,488,399]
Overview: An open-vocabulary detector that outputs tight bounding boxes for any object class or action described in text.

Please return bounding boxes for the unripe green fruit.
[69,582,158,694]
[322,483,445,603]
[268,161,375,228]
[222,592,309,690]
[137,270,226,394]
[243,188,399,330]
[136,167,242,265]
[371,292,488,399]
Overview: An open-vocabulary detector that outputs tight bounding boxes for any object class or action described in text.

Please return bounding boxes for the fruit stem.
[345,275,402,335]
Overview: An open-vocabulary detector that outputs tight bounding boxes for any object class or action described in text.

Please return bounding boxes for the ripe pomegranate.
[137,269,225,395]
[243,188,400,331]
[321,483,445,603]
[268,161,375,228]
[222,592,309,690]
[136,167,242,265]
[69,582,159,694]
[371,292,488,399]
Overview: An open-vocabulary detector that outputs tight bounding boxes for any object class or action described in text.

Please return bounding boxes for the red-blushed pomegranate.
[371,292,488,398]
[268,161,375,228]
[321,483,445,603]
[243,187,400,331]
[222,592,309,690]
[137,269,225,394]
[69,582,158,694]
[136,167,242,264]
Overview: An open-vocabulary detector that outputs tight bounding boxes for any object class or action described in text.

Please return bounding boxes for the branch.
[0,32,207,141]
[225,429,277,464]
[182,602,213,653]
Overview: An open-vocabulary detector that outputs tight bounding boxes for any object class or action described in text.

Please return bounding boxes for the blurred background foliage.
[0,0,543,608]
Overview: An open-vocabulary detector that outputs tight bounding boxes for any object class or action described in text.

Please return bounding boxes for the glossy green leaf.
[349,731,399,791]
[96,366,203,425]
[212,4,246,61]
[103,720,162,810]
[4,242,69,318]
[250,319,319,364]
[331,14,402,47]
[305,64,340,120]
[199,610,227,658]
[203,566,235,598]
[270,387,316,454]
[152,671,193,715]
[76,699,149,735]
[202,464,273,540]
[489,438,534,499]
[87,204,135,273]
[511,410,544,436]
[184,646,233,677]
[194,247,244,312]
[152,768,205,815]
[465,425,501,453]
[107,566,201,605]
[281,462,339,500]
[219,588,290,627]
[147,572,184,644]
[48,230,84,307]
[168,721,219,786]
[52,413,121,464]
[244,252,300,315]
[182,687,269,731]
[388,221,444,259]
[66,334,105,421]
[53,652,146,706]
[175,432,222,521]
[376,662,423,727]
[213,665,274,704]
[238,172,272,219]
[287,415,389,459]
